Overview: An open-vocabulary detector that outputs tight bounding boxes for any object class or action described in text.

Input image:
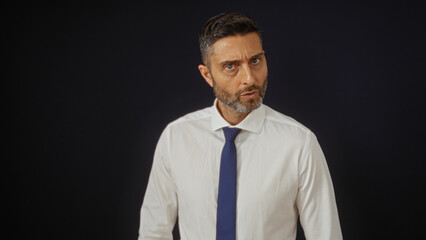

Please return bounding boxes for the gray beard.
[212,78,268,113]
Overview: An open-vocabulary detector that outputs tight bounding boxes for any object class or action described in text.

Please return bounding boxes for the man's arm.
[296,132,343,239]
[138,127,178,240]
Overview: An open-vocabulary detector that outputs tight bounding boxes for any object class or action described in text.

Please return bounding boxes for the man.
[138,12,342,240]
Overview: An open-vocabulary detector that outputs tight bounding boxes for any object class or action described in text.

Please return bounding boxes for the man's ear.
[198,64,213,87]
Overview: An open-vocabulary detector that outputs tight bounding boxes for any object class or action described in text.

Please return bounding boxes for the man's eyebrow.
[219,59,240,66]
[250,51,265,59]
[218,51,265,65]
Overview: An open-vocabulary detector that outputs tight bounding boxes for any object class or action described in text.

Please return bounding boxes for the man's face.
[202,32,268,113]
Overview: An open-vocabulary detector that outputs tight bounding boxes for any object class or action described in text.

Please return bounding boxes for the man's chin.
[241,96,262,107]
[231,100,262,113]
[216,94,263,113]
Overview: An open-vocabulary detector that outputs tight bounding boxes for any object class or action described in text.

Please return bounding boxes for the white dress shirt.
[139,100,342,240]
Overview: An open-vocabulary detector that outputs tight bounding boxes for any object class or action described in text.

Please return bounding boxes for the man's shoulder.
[263,104,311,134]
[167,106,212,128]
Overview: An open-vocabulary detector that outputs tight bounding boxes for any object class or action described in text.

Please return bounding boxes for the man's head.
[198,13,268,115]
[199,12,261,67]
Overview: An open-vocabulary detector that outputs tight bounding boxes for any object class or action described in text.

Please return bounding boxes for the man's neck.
[216,101,250,126]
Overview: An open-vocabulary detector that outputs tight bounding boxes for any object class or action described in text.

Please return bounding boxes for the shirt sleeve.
[138,126,178,240]
[296,131,343,240]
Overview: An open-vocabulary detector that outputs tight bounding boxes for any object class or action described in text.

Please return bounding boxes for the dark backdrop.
[7,1,426,239]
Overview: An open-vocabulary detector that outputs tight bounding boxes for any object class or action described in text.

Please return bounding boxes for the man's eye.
[251,58,260,64]
[225,64,234,70]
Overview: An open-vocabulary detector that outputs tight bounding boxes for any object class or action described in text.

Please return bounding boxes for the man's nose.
[240,64,255,85]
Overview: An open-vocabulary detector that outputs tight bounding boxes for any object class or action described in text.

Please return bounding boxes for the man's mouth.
[240,90,258,99]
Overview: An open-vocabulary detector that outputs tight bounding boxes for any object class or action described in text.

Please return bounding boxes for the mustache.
[237,85,263,96]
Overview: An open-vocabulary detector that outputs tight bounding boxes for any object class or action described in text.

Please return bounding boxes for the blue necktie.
[217,127,241,240]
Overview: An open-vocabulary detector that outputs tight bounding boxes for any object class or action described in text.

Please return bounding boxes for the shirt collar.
[211,99,265,134]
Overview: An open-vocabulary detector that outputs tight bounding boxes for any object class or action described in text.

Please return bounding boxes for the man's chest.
[169,133,303,209]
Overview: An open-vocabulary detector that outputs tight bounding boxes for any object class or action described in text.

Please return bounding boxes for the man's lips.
[240,90,258,99]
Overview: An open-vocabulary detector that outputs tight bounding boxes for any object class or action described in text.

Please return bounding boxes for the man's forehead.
[210,33,263,62]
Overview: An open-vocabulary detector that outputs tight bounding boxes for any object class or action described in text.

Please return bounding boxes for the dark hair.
[199,12,261,66]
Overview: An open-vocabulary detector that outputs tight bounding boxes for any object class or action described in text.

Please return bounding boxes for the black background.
[6,0,426,239]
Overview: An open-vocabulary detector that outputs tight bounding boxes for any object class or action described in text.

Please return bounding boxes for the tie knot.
[223,127,241,142]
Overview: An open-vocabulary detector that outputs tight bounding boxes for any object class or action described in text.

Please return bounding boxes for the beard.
[212,77,268,113]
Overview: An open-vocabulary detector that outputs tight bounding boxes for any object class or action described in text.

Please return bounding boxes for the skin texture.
[198,32,268,125]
